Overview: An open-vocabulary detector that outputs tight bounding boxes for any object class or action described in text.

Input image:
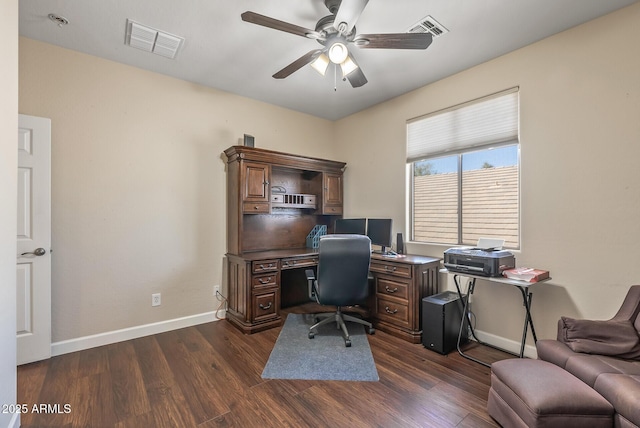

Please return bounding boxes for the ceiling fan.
[241,0,433,88]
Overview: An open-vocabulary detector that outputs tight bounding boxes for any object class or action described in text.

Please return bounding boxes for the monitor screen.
[334,218,367,235]
[366,218,393,252]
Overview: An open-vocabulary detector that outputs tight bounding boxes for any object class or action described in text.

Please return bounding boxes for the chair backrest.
[613,285,640,332]
[315,234,371,307]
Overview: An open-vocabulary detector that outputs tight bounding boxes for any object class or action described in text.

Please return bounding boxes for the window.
[407,89,520,249]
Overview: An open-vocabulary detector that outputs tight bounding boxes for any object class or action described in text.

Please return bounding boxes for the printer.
[444,247,515,277]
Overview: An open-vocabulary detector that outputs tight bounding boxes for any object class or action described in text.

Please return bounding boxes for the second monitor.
[366,218,393,254]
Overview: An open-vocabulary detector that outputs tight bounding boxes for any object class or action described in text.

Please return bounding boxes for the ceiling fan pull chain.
[334,64,337,91]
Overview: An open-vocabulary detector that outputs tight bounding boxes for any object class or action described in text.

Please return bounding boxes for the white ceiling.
[19,0,638,121]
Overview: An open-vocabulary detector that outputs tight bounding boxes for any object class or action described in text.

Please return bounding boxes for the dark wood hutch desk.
[224,146,439,343]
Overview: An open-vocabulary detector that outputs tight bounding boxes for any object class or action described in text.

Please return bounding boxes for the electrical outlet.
[152,293,161,307]
[214,285,220,298]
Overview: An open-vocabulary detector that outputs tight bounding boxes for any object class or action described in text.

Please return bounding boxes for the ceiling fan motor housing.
[315,15,356,47]
[324,0,342,14]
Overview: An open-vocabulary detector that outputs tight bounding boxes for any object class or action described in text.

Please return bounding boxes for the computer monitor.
[366,218,393,254]
[334,218,367,235]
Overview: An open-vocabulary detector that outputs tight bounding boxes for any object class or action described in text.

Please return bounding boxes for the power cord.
[215,289,228,320]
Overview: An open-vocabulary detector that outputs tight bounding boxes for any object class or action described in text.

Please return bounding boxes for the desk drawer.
[252,273,278,289]
[252,289,278,322]
[375,296,409,328]
[376,277,409,300]
[252,259,279,273]
[243,202,270,214]
[323,206,343,215]
[370,260,412,278]
[281,256,318,270]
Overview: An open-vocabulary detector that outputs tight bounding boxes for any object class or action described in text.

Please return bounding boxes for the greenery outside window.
[407,89,520,249]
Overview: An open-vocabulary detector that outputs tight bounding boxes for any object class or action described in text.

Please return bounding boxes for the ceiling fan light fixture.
[311,53,330,76]
[340,56,358,77]
[328,42,349,64]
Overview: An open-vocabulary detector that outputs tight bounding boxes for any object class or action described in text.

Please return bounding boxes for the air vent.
[407,15,449,38]
[125,19,184,59]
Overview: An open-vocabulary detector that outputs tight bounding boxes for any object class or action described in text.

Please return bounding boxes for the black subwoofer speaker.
[422,291,467,354]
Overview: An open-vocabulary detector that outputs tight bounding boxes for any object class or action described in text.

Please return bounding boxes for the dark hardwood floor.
[18,305,511,427]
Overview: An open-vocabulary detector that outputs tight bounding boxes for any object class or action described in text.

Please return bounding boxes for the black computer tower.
[422,291,467,355]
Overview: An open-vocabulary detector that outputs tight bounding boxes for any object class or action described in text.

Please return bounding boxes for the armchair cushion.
[559,316,640,360]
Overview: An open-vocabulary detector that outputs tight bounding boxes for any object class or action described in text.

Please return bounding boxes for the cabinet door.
[243,162,270,202]
[322,172,343,215]
[242,162,270,213]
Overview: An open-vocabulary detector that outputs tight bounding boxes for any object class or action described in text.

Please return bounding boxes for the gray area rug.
[261,313,379,381]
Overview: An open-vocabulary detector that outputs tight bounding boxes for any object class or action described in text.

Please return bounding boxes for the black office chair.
[305,234,375,347]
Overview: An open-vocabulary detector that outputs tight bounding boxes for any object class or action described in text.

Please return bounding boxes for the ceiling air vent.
[125,19,184,59]
[407,15,449,38]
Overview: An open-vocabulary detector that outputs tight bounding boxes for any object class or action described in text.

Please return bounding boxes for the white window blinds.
[407,88,519,162]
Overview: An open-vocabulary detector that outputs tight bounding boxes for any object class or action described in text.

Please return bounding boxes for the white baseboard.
[473,329,538,359]
[51,310,224,357]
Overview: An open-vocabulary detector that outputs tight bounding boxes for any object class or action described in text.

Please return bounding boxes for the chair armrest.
[557,316,640,359]
[610,285,640,323]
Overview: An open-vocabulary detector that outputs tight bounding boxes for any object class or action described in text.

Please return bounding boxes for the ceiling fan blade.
[241,11,321,39]
[333,0,369,34]
[273,49,324,79]
[354,33,433,49]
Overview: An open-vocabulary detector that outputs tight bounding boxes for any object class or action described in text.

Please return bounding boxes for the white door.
[16,114,51,365]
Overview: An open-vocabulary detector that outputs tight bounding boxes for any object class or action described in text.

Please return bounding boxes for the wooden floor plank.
[107,341,151,422]
[154,329,228,424]
[18,311,510,427]
[31,350,80,427]
[71,372,116,427]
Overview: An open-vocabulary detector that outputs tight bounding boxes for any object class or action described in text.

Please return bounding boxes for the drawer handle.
[258,277,272,284]
[385,286,398,293]
[259,264,273,269]
[254,206,259,210]
[384,306,398,314]
[385,266,397,272]
[259,302,272,310]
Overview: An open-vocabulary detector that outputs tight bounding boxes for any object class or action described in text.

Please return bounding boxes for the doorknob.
[21,248,46,256]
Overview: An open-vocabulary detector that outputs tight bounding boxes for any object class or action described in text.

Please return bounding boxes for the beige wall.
[19,38,335,342]
[1,1,18,426]
[336,2,640,349]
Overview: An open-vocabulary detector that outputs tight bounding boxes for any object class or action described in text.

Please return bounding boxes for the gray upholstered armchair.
[305,234,375,347]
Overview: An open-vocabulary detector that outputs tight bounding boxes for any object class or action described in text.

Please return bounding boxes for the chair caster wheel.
[309,332,315,339]
[368,327,375,335]
[345,339,351,347]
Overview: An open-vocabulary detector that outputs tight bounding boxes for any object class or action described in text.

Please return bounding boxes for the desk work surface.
[440,268,550,288]
[236,247,439,265]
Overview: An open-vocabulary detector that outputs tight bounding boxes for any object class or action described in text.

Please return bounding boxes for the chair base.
[309,306,374,347]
